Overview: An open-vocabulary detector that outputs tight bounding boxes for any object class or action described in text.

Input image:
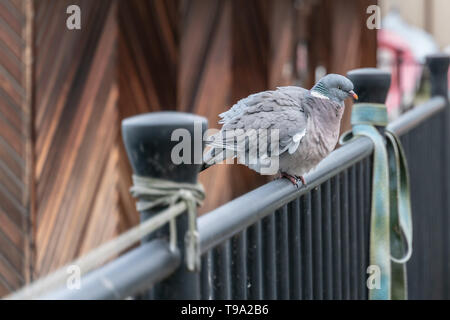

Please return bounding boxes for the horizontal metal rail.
[41,240,180,300]
[387,96,446,135]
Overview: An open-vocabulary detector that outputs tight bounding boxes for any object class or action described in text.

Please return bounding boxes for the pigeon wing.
[205,88,309,165]
[218,86,309,124]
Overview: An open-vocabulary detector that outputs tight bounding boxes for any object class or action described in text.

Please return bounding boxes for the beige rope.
[6,176,205,299]
[130,175,205,271]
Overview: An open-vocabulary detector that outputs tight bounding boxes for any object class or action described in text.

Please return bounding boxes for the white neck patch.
[311,90,329,100]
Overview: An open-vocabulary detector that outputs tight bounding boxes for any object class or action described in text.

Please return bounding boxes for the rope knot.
[130,175,205,272]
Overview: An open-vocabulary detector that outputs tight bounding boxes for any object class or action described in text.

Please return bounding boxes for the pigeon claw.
[280,172,305,188]
[295,175,307,187]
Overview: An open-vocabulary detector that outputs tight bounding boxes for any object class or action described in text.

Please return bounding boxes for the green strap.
[386,131,412,300]
[340,103,413,300]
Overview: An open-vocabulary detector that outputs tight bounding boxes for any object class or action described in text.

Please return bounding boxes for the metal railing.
[33,55,450,300]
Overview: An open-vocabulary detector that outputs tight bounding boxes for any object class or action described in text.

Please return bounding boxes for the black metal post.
[346,68,391,300]
[427,54,449,98]
[347,68,391,135]
[426,54,450,299]
[122,111,207,299]
[347,68,391,104]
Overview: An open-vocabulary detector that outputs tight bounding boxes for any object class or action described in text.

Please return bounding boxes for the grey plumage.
[203,74,356,183]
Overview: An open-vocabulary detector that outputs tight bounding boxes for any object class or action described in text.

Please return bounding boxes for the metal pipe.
[331,175,342,299]
[213,241,232,299]
[387,97,446,136]
[301,194,313,300]
[357,161,366,299]
[247,221,263,299]
[340,170,351,300]
[276,205,289,299]
[262,213,277,299]
[312,186,323,299]
[200,251,213,299]
[42,240,180,300]
[322,180,333,299]
[427,54,450,299]
[288,198,302,299]
[232,231,247,299]
[349,165,358,299]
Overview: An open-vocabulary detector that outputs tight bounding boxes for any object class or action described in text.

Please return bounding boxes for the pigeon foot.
[295,175,307,186]
[280,172,304,188]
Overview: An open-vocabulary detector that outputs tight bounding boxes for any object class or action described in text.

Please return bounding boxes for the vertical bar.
[423,117,435,298]
[424,118,434,299]
[276,205,290,299]
[331,175,342,299]
[247,220,263,299]
[428,113,444,299]
[415,124,426,299]
[322,180,333,299]
[301,193,313,299]
[201,250,214,300]
[288,198,302,299]
[312,186,323,299]
[232,230,248,299]
[437,110,449,299]
[340,170,350,299]
[364,156,372,299]
[404,128,420,299]
[357,160,366,299]
[349,165,359,299]
[213,241,232,299]
[262,213,277,299]
[427,54,450,299]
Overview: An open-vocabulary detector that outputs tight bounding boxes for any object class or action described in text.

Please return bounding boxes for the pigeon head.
[311,74,358,103]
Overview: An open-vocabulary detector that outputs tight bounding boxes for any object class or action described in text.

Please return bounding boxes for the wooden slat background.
[33,0,120,276]
[0,0,31,296]
[0,0,377,294]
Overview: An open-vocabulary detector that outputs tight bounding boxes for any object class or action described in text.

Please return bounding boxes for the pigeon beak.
[349,90,358,100]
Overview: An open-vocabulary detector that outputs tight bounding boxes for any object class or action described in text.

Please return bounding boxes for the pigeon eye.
[338,85,342,90]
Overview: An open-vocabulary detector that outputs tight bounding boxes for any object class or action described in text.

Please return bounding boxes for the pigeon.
[203,74,358,187]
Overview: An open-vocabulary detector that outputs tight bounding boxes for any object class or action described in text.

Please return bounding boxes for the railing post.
[427,54,449,98]
[347,68,391,104]
[426,53,450,299]
[347,68,391,135]
[122,112,207,299]
[345,68,409,300]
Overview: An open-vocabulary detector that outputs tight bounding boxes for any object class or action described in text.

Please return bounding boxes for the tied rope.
[340,103,413,300]
[130,175,205,272]
[6,176,204,299]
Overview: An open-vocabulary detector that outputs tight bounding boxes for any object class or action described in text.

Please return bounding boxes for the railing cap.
[122,111,207,182]
[122,111,206,128]
[347,68,391,104]
[426,54,450,74]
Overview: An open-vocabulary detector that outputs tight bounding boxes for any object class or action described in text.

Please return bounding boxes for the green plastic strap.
[340,103,413,300]
[386,130,412,300]
[351,104,389,126]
